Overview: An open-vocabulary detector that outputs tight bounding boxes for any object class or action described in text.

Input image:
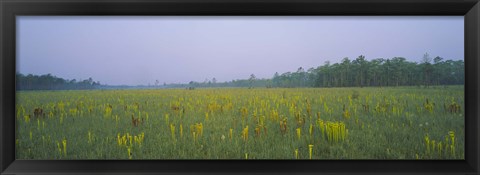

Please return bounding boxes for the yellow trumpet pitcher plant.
[170,124,176,141]
[296,128,301,140]
[127,147,132,159]
[241,126,249,142]
[57,141,62,156]
[62,139,67,156]
[180,124,183,138]
[309,144,314,159]
[309,124,313,137]
[295,148,299,159]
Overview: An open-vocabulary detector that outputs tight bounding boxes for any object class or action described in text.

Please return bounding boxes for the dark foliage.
[271,55,464,88]
[16,73,100,90]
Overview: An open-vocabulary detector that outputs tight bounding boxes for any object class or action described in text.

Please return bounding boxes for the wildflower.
[424,135,430,153]
[165,114,170,126]
[296,128,301,140]
[221,135,225,141]
[431,140,436,152]
[170,124,176,140]
[193,132,196,143]
[117,133,122,146]
[128,147,132,159]
[62,139,67,156]
[254,126,259,137]
[241,126,249,142]
[180,124,183,138]
[279,118,287,135]
[450,145,455,157]
[438,142,443,155]
[122,135,127,145]
[295,148,299,159]
[309,144,314,159]
[449,131,455,146]
[57,141,62,155]
[128,135,133,146]
[309,124,313,137]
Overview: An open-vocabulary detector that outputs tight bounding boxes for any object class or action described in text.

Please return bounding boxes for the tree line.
[182,53,463,89]
[271,53,463,88]
[16,53,464,90]
[16,73,101,90]
[163,75,272,89]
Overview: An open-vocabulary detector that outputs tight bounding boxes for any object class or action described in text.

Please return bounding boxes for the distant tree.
[369,58,383,86]
[352,55,368,87]
[340,57,351,87]
[317,61,331,87]
[423,52,432,63]
[88,77,93,85]
[305,68,316,87]
[391,57,407,86]
[433,56,443,64]
[212,77,217,84]
[16,73,100,90]
[433,56,444,85]
[249,74,256,88]
[203,78,209,86]
[422,52,433,87]
[272,72,280,87]
[295,67,306,87]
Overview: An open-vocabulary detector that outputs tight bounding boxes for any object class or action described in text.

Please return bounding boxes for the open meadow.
[15,86,464,159]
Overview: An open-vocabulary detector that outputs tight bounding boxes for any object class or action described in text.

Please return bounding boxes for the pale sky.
[17,16,464,86]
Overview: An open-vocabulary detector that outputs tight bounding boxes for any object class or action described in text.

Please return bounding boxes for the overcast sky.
[17,16,464,86]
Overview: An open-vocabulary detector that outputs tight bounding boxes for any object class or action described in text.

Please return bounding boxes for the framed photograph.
[1,0,479,174]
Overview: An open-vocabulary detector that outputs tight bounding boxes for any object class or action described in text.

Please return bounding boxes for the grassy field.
[15,86,464,159]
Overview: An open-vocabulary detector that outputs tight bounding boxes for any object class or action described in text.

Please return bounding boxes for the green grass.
[15,86,464,159]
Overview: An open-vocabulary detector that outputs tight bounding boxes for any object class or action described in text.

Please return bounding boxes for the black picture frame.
[1,0,479,174]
